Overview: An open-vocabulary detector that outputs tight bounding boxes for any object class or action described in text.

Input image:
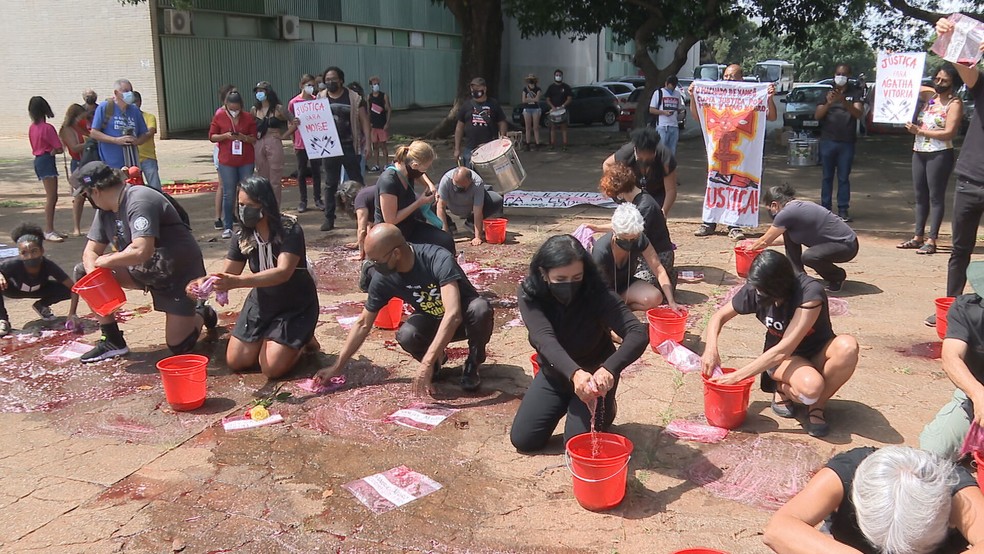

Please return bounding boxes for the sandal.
[806,407,830,438]
[771,392,796,418]
[896,238,923,249]
[917,243,937,255]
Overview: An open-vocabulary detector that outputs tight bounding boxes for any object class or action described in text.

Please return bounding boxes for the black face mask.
[548,281,581,305]
[768,209,778,221]
[326,81,340,93]
[238,205,263,229]
[405,164,424,180]
[452,184,467,193]
[934,83,951,94]
[471,90,484,99]
[373,259,397,276]
[22,258,43,270]
[614,237,642,251]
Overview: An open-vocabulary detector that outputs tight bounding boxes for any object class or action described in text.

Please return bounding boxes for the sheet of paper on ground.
[343,465,442,514]
[385,403,458,431]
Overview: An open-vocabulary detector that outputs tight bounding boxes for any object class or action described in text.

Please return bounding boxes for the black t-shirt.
[355,184,378,214]
[945,294,984,383]
[374,168,424,235]
[327,91,355,151]
[825,447,976,553]
[368,92,387,129]
[365,243,479,317]
[731,273,834,356]
[632,192,672,253]
[956,74,984,184]
[613,142,677,201]
[0,258,68,291]
[226,220,316,311]
[818,85,864,143]
[591,232,648,294]
[457,98,506,149]
[522,86,541,108]
[545,83,573,108]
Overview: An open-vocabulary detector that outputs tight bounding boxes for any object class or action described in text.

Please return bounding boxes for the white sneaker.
[0,319,10,337]
[221,229,232,239]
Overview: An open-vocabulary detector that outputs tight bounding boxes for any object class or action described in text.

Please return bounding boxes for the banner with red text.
[295,98,343,159]
[872,51,926,124]
[692,81,770,228]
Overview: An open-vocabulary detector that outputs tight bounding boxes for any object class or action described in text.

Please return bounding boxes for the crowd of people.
[6,16,984,552]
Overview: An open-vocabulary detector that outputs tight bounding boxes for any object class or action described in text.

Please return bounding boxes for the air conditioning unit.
[164,9,192,35]
[280,15,300,40]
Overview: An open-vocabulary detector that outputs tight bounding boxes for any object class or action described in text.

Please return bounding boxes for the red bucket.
[483,218,508,244]
[565,432,634,511]
[671,550,730,554]
[531,353,540,376]
[156,354,208,411]
[71,267,126,317]
[375,297,404,330]
[702,368,755,429]
[735,246,763,278]
[647,307,688,352]
[935,297,955,341]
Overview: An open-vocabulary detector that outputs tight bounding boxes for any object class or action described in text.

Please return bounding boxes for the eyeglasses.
[368,247,397,266]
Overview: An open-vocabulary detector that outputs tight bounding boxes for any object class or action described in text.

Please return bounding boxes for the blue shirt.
[91,101,148,168]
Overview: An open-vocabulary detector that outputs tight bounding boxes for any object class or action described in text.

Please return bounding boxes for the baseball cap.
[967,261,984,296]
[254,81,272,92]
[469,77,487,87]
[73,161,115,197]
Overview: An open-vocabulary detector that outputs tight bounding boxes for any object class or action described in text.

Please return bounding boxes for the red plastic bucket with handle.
[565,432,634,511]
[671,550,730,554]
[156,354,208,411]
[71,267,126,317]
[647,307,688,352]
[735,246,763,278]
[375,297,404,330]
[936,297,955,341]
[702,368,755,429]
[483,218,508,244]
[531,353,540,376]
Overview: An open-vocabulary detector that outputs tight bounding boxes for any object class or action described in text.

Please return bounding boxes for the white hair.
[113,79,132,92]
[852,446,958,554]
[611,203,645,236]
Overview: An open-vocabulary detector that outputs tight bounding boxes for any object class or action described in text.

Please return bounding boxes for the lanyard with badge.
[228,109,243,156]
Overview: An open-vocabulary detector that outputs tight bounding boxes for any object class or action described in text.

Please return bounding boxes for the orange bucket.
[531,353,540,376]
[734,246,763,278]
[671,550,729,554]
[156,354,208,411]
[565,432,634,511]
[935,297,955,341]
[71,267,126,317]
[375,297,404,330]
[483,218,508,244]
[702,368,755,429]
[647,307,688,352]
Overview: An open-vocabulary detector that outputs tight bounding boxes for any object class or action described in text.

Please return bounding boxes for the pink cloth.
[960,422,984,458]
[29,122,61,156]
[192,275,229,306]
[571,224,596,252]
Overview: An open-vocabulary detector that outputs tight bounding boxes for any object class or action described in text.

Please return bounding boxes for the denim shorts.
[523,107,542,115]
[34,152,57,180]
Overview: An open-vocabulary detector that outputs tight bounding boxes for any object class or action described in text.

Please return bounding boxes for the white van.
[694,64,727,81]
[753,60,796,94]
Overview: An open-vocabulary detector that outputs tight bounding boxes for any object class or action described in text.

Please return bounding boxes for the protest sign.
[872,51,926,124]
[294,98,343,159]
[502,190,617,209]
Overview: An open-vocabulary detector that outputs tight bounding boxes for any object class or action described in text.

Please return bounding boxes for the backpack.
[79,103,115,166]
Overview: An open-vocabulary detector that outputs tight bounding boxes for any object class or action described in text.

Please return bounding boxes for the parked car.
[511,85,620,126]
[781,84,831,131]
[610,75,646,88]
[617,87,686,132]
[593,81,638,102]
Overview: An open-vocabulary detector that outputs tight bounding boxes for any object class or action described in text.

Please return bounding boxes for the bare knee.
[260,359,295,379]
[831,335,859,365]
[790,371,825,400]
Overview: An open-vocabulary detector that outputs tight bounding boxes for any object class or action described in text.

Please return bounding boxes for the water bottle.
[457,252,465,265]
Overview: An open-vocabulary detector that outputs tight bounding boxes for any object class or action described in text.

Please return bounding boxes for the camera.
[122,126,135,137]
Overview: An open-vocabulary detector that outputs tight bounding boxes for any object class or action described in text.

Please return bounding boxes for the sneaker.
[43,232,64,243]
[80,335,129,363]
[314,200,325,211]
[297,201,307,213]
[727,227,746,241]
[221,229,232,239]
[370,165,381,172]
[213,219,223,230]
[32,301,56,321]
[359,259,373,293]
[826,279,844,292]
[924,313,937,327]
[694,223,716,237]
[838,211,852,223]
[320,219,335,232]
[196,302,218,331]
[460,357,482,392]
[0,319,9,337]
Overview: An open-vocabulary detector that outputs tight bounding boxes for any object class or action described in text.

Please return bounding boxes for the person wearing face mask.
[88,78,150,170]
[250,81,289,206]
[286,74,325,214]
[545,69,573,151]
[453,77,508,168]
[510,235,647,452]
[0,223,79,337]
[209,91,258,239]
[520,73,542,151]
[186,177,319,379]
[898,65,964,256]
[71,161,216,363]
[591,204,681,313]
[212,85,238,231]
[702,250,858,437]
[649,75,684,154]
[367,76,392,172]
[313,223,493,395]
[436,167,503,246]
[82,89,98,125]
[602,127,678,216]
[318,66,368,232]
[59,104,90,237]
[742,184,858,292]
[815,63,865,222]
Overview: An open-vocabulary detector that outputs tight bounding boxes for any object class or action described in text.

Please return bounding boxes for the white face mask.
[554,75,562,83]
[303,85,315,95]
[371,84,380,93]
[833,75,848,87]
[228,110,240,118]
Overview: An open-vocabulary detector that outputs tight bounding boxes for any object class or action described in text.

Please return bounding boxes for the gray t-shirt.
[437,168,486,218]
[772,200,856,247]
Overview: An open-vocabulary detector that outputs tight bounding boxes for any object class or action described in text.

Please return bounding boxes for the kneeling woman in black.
[187,176,319,379]
[701,250,858,437]
[510,235,648,452]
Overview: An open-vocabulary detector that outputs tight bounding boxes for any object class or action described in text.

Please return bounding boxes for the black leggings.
[294,149,322,204]
[510,365,619,452]
[395,297,494,361]
[948,178,984,296]
[405,221,457,255]
[0,282,72,321]
[785,237,859,283]
[912,150,955,240]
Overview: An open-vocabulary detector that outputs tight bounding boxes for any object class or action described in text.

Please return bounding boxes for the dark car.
[781,84,831,131]
[610,75,646,88]
[511,85,620,126]
[617,87,687,132]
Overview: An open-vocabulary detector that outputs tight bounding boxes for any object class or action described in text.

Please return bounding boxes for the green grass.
[0,200,43,208]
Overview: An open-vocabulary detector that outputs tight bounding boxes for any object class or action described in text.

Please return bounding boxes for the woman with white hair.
[764,446,984,553]
[591,203,680,313]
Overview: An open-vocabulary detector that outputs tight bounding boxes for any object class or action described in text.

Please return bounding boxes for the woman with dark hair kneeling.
[510,235,648,452]
[701,250,859,437]
[187,176,319,379]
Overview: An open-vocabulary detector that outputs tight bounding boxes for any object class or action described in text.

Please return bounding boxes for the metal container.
[787,138,819,166]
[471,138,526,194]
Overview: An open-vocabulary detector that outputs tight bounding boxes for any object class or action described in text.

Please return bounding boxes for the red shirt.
[29,122,61,156]
[209,109,257,166]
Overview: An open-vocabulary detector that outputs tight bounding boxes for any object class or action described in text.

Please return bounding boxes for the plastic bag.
[932,14,984,65]
[656,340,703,373]
[192,275,229,306]
[960,421,984,459]
[664,419,729,443]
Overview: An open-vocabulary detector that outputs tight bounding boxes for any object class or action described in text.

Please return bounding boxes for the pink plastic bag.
[571,224,596,252]
[656,340,702,373]
[664,419,729,443]
[960,421,984,458]
[932,14,984,65]
[192,275,229,306]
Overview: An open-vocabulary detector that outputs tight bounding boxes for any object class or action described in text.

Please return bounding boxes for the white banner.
[502,190,617,209]
[873,51,926,124]
[692,81,770,227]
[294,98,343,159]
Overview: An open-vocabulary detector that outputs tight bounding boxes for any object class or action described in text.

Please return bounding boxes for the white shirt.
[649,87,682,127]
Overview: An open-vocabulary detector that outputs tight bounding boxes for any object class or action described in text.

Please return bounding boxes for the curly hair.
[11,222,45,247]
[599,163,638,199]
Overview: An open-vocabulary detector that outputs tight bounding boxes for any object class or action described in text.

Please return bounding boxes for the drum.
[471,138,527,194]
[787,138,819,167]
[548,108,567,124]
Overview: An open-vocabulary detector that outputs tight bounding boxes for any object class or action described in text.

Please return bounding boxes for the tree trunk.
[425,0,504,139]
[631,14,699,128]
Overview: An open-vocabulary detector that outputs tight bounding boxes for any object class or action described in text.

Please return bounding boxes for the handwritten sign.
[502,190,617,209]
[872,51,926,124]
[932,13,984,65]
[294,98,342,159]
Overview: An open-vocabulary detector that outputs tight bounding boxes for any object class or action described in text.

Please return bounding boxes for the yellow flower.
[248,405,270,421]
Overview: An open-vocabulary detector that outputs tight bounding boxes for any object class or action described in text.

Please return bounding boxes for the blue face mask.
[121,91,135,105]
[255,91,267,102]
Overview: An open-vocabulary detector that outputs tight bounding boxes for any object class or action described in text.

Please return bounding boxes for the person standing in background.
[251,81,288,205]
[649,75,683,154]
[286,74,324,213]
[209,91,257,240]
[520,74,542,151]
[132,92,161,191]
[318,66,367,232]
[342,82,371,184]
[815,63,865,223]
[82,89,98,125]
[213,85,238,231]
[88,79,150,170]
[453,77,507,168]
[59,104,88,237]
[367,76,392,172]
[545,69,573,151]
[28,96,65,243]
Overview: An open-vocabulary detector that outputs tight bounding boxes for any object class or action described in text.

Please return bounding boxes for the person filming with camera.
[88,79,151,170]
